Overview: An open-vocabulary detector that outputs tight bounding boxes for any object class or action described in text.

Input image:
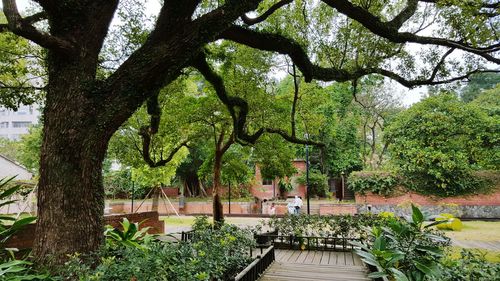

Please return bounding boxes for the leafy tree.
[460,72,500,102]
[0,0,497,264]
[385,92,496,196]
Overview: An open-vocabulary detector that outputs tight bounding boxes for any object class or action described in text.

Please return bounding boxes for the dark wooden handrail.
[233,246,275,281]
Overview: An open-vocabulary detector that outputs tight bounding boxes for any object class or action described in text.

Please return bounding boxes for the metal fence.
[255,233,361,252]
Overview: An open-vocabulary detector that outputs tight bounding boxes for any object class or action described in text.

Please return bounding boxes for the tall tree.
[0,0,497,264]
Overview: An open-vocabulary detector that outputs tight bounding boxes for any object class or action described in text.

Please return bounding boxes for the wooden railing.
[233,246,275,281]
[255,233,361,252]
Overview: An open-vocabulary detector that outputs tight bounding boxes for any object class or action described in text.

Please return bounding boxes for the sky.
[8,0,427,106]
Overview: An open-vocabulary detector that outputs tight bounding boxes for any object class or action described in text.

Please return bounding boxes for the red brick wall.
[111,201,254,215]
[319,204,357,215]
[161,187,179,197]
[355,190,500,206]
[104,211,163,234]
[5,212,163,250]
[251,160,307,200]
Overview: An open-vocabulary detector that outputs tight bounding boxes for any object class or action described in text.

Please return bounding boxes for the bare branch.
[241,0,293,25]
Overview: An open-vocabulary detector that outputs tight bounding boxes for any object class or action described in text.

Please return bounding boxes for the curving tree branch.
[220,25,499,88]
[320,0,500,63]
[191,52,324,146]
[138,93,190,168]
[241,0,293,25]
[2,0,75,55]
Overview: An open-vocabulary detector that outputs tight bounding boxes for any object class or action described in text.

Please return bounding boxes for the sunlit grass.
[446,247,500,263]
[441,221,500,242]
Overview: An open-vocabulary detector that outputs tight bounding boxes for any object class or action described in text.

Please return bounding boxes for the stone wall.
[355,190,500,218]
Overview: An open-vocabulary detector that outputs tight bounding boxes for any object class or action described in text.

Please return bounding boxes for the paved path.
[452,239,500,251]
[259,250,370,281]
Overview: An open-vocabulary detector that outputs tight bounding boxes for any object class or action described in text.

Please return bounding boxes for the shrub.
[296,170,329,197]
[348,171,400,196]
[263,213,387,239]
[60,217,255,281]
[436,249,500,281]
[353,205,450,281]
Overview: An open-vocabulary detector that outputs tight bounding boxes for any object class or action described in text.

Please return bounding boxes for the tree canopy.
[0,0,498,264]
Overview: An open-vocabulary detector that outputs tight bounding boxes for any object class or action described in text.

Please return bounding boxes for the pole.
[306,143,310,215]
[228,182,231,214]
[131,181,134,213]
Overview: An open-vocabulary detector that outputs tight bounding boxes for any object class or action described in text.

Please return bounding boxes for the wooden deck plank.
[312,250,322,264]
[353,252,364,266]
[287,250,301,263]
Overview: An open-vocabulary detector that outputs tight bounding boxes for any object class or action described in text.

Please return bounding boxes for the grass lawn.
[437,220,500,263]
[441,220,500,242]
[447,247,500,263]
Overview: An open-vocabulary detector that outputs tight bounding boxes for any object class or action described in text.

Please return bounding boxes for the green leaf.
[414,260,441,277]
[389,268,410,281]
[411,205,424,225]
[368,271,388,278]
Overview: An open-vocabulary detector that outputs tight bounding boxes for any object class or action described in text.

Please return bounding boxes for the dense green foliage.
[296,170,329,197]
[354,206,451,281]
[437,249,500,281]
[263,213,387,238]
[385,93,498,196]
[348,171,400,196]
[60,217,255,281]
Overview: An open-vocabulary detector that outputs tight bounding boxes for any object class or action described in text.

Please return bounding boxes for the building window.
[262,178,273,185]
[0,122,8,128]
[12,121,31,128]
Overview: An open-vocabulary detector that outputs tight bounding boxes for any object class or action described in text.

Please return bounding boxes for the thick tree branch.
[221,26,499,88]
[2,0,75,55]
[321,0,500,64]
[418,0,499,9]
[191,52,323,146]
[241,0,293,25]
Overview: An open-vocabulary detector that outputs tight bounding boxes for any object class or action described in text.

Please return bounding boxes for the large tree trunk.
[33,56,109,265]
[212,151,224,226]
[32,3,119,265]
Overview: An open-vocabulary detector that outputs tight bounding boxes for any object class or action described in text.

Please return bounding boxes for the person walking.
[293,196,303,214]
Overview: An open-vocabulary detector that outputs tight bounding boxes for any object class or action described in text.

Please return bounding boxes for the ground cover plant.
[263,213,388,239]
[57,216,255,281]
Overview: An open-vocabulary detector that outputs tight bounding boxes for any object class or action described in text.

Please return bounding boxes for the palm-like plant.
[104,218,151,249]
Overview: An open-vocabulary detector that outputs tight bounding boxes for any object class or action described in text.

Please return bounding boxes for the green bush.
[385,93,498,197]
[296,170,329,197]
[436,249,500,281]
[264,213,387,238]
[348,170,498,197]
[348,171,399,196]
[353,205,451,281]
[59,217,255,281]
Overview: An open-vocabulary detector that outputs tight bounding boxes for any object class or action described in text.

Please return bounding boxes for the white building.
[0,105,40,140]
[0,154,32,180]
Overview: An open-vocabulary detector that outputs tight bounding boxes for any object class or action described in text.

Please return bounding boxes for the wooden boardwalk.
[259,250,370,281]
